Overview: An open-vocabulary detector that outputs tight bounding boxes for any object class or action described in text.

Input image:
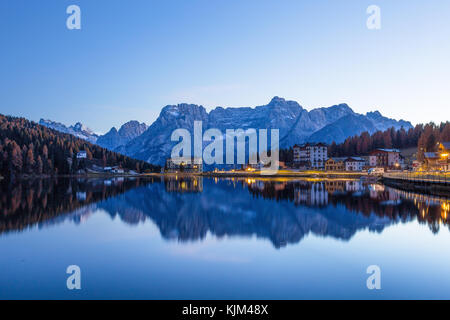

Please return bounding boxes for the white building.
[369,149,401,169]
[345,157,365,171]
[293,143,328,169]
[76,151,87,159]
[165,157,203,173]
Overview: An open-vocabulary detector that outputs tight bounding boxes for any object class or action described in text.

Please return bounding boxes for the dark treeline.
[0,114,160,181]
[328,122,450,158]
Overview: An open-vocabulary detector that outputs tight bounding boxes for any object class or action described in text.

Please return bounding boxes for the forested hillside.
[328,122,450,159]
[279,122,450,163]
[0,114,159,181]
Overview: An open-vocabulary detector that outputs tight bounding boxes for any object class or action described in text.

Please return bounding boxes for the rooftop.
[371,148,400,154]
[293,142,328,148]
[327,157,347,162]
[346,157,365,162]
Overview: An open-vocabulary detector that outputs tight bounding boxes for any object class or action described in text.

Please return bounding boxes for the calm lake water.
[0,176,449,299]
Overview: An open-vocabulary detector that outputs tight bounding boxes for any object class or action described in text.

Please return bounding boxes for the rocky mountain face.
[119,97,412,165]
[39,97,412,166]
[39,119,99,144]
[115,104,210,165]
[366,111,412,131]
[96,121,147,150]
[307,111,413,144]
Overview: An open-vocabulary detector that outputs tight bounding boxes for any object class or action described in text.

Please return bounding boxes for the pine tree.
[36,155,43,175]
[25,147,35,174]
[11,142,23,173]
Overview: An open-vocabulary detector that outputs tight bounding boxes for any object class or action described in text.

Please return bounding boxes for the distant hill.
[0,114,159,181]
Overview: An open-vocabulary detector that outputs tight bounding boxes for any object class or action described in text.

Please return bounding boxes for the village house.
[344,157,365,171]
[325,157,346,171]
[424,142,450,171]
[438,142,450,171]
[424,152,440,169]
[369,149,401,169]
[76,150,87,159]
[360,156,371,169]
[325,156,365,171]
[101,166,124,174]
[111,167,124,174]
[438,142,450,154]
[293,143,328,169]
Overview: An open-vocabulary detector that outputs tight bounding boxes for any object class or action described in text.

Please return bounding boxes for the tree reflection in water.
[0,177,448,248]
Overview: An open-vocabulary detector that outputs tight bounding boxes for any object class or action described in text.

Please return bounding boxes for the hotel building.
[293,143,328,169]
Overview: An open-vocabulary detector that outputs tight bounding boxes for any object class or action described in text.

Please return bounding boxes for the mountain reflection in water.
[0,177,449,248]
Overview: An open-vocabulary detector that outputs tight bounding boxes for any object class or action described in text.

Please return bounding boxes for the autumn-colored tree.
[36,155,43,174]
[102,153,107,167]
[42,144,48,159]
[320,122,449,159]
[25,146,35,174]
[439,122,450,142]
[86,148,93,160]
[10,142,23,172]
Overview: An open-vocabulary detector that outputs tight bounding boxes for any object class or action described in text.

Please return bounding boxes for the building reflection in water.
[164,176,203,193]
[0,177,449,247]
[294,182,328,206]
[325,180,347,194]
[244,178,450,234]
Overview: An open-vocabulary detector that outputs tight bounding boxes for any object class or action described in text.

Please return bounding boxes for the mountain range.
[39,119,147,150]
[40,97,412,165]
[39,119,100,144]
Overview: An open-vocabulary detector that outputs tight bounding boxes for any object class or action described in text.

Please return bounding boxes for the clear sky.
[1,0,449,133]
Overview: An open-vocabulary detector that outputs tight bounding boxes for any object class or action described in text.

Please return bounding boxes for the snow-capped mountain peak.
[39,119,99,144]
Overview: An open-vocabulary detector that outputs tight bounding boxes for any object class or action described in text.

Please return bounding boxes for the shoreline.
[6,170,371,181]
[382,177,450,198]
[200,171,369,179]
[4,171,449,197]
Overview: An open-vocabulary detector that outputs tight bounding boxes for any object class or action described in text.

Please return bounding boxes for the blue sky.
[1,0,449,133]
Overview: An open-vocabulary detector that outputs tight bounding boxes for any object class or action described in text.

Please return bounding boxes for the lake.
[0,176,449,299]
